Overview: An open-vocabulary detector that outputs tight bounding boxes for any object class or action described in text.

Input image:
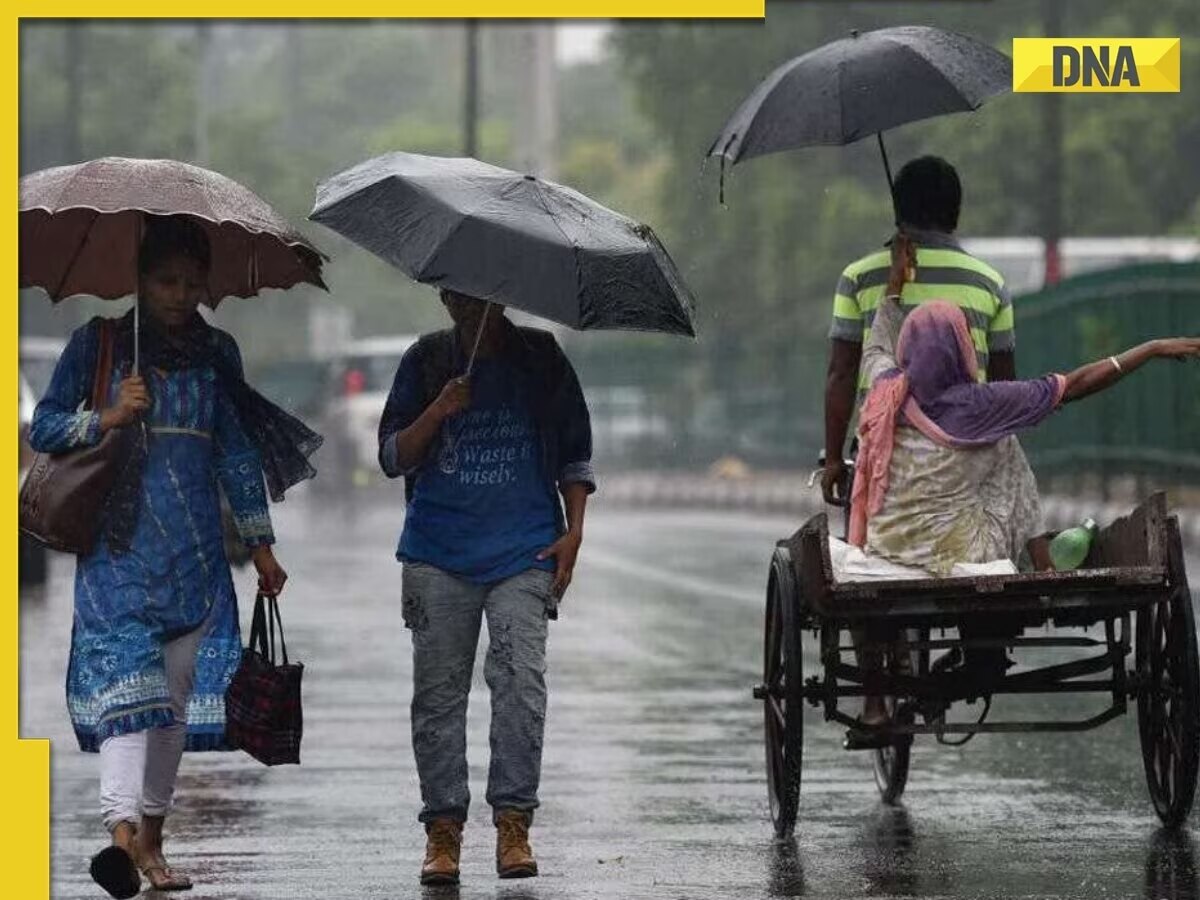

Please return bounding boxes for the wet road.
[19,497,1200,899]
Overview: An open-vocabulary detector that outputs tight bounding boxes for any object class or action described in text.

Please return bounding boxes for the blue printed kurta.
[29,316,275,752]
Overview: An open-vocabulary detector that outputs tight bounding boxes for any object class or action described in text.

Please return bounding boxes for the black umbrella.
[707,26,1012,206]
[309,152,696,341]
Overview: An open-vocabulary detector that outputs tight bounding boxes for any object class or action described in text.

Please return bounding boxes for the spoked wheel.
[1137,521,1200,829]
[761,548,804,838]
[872,628,926,804]
[873,705,913,805]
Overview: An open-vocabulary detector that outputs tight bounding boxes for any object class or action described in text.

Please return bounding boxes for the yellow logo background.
[1013,38,1180,93]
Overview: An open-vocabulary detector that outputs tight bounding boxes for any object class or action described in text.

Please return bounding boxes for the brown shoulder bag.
[19,320,132,555]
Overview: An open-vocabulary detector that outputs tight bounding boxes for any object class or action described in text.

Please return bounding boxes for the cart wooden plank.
[787,493,1173,625]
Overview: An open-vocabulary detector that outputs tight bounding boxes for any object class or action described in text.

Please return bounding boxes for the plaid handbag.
[225,592,304,765]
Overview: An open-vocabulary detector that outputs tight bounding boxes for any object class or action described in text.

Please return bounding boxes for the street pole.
[64,24,83,163]
[532,23,557,179]
[283,26,301,145]
[1041,0,1064,287]
[464,20,479,157]
[195,22,214,166]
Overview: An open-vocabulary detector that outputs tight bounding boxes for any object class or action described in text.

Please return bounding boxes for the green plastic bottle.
[1049,518,1099,571]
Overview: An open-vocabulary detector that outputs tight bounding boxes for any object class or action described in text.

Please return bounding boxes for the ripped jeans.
[401,562,554,826]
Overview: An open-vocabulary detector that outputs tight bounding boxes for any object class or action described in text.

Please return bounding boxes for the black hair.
[893,156,962,232]
[137,214,212,276]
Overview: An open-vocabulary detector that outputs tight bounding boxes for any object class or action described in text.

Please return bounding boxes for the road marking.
[580,546,763,604]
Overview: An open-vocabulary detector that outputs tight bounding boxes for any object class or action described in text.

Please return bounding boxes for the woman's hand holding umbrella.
[433,377,472,420]
[98,376,150,432]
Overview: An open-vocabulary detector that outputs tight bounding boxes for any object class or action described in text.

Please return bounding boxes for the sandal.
[89,845,141,900]
[135,843,194,892]
[140,860,194,892]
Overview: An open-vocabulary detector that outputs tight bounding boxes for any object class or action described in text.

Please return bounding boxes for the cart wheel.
[1143,828,1197,900]
[873,706,912,805]
[872,628,924,804]
[1137,522,1200,829]
[762,548,804,838]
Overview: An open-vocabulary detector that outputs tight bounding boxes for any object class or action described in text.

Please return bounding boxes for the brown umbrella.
[20,156,327,302]
[20,156,327,370]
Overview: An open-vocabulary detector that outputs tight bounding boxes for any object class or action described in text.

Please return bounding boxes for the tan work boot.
[495,810,538,878]
[420,818,463,886]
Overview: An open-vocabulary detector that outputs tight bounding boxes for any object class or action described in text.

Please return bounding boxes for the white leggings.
[98,622,206,832]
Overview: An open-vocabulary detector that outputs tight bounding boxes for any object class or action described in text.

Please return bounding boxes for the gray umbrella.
[309,152,696,338]
[707,26,1012,203]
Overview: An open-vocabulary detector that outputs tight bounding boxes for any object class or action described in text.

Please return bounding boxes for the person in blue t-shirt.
[378,289,595,886]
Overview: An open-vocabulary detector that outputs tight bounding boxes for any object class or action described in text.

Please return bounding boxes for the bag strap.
[89,319,116,412]
[249,592,270,659]
[248,591,290,665]
[268,594,289,665]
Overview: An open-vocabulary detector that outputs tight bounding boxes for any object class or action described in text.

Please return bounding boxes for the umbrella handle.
[718,132,737,206]
[133,213,143,375]
[877,132,898,225]
[463,300,493,377]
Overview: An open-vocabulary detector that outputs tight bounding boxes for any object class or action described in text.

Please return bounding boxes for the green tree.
[613,0,1200,463]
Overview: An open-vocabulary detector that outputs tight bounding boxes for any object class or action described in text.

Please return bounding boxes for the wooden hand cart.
[754,493,1198,836]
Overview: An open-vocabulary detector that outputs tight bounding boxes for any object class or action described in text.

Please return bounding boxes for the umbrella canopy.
[20,156,327,303]
[707,26,1011,183]
[310,152,696,337]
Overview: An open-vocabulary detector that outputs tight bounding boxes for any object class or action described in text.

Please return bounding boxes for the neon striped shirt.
[829,229,1014,393]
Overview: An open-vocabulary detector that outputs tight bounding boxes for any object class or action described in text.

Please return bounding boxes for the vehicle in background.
[962,237,1200,295]
[19,366,48,586]
[237,356,340,555]
[19,369,37,469]
[19,337,64,587]
[320,335,419,489]
[20,335,67,399]
[252,357,336,422]
[587,385,671,464]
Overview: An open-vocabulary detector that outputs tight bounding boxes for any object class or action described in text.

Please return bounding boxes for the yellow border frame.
[7,5,763,896]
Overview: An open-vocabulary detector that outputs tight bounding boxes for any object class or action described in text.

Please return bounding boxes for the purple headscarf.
[849,301,1066,547]
[897,301,1066,448]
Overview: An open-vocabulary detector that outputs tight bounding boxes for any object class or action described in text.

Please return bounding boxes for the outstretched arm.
[1062,338,1200,403]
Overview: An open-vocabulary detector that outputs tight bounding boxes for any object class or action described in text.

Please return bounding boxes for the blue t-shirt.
[398,357,559,583]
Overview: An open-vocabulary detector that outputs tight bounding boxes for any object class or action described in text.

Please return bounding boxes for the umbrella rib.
[196,175,225,227]
[885,39,994,117]
[49,208,102,300]
[47,158,92,212]
[412,187,514,285]
[837,52,848,147]
[890,33,1006,107]
[530,180,583,327]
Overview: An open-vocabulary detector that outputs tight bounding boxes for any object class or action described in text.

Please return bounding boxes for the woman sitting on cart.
[851,236,1200,578]
[848,237,1200,728]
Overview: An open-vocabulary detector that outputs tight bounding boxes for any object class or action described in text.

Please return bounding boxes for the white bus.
[960,237,1200,296]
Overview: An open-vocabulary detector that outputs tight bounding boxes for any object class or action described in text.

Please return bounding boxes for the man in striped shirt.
[822,156,1016,504]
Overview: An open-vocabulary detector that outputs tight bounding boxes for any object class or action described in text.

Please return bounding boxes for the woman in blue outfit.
[29,215,320,897]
